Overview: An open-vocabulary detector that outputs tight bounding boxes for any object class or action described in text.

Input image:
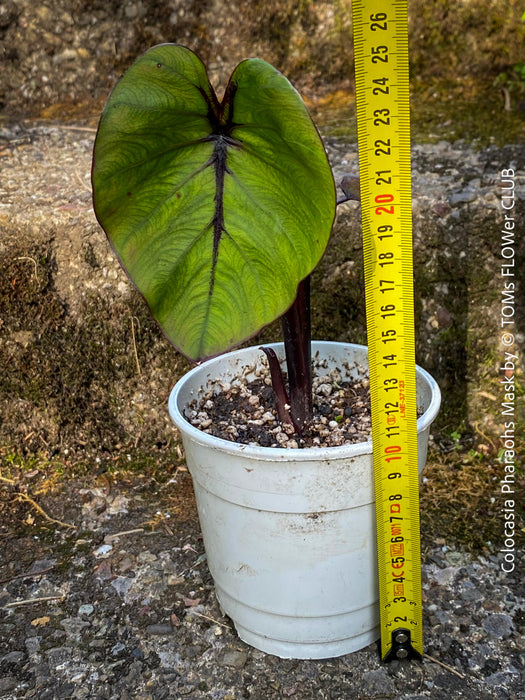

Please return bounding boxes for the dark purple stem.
[260,347,296,428]
[281,276,312,431]
[261,277,313,434]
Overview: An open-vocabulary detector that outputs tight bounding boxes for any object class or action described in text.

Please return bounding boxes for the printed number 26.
[370,12,387,31]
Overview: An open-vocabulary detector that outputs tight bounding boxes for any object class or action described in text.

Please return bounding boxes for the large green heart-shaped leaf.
[92,44,335,361]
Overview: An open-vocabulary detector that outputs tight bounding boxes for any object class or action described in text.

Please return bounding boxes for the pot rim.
[168,341,441,462]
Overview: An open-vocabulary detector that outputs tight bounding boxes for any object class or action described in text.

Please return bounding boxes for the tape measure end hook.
[380,628,423,663]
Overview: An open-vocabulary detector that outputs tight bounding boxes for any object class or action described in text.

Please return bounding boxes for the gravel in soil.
[187,359,373,449]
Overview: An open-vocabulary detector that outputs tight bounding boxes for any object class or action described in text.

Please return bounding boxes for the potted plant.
[92,43,440,659]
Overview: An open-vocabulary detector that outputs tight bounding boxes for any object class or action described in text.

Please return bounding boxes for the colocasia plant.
[92,44,359,434]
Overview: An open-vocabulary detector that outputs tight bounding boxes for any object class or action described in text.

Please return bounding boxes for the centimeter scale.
[351,0,423,661]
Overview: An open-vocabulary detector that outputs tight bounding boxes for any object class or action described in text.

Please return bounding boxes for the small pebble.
[482,614,514,639]
[317,383,332,396]
[94,544,112,558]
[219,648,248,669]
[78,604,94,616]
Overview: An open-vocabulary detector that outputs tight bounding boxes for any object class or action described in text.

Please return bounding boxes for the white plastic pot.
[169,342,440,659]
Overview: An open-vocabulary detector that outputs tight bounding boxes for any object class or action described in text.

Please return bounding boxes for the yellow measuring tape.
[351,0,422,660]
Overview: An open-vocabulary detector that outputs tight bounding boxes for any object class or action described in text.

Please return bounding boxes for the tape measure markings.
[351,0,423,661]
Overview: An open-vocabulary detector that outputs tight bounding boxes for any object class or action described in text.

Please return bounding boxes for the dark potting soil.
[185,361,375,448]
